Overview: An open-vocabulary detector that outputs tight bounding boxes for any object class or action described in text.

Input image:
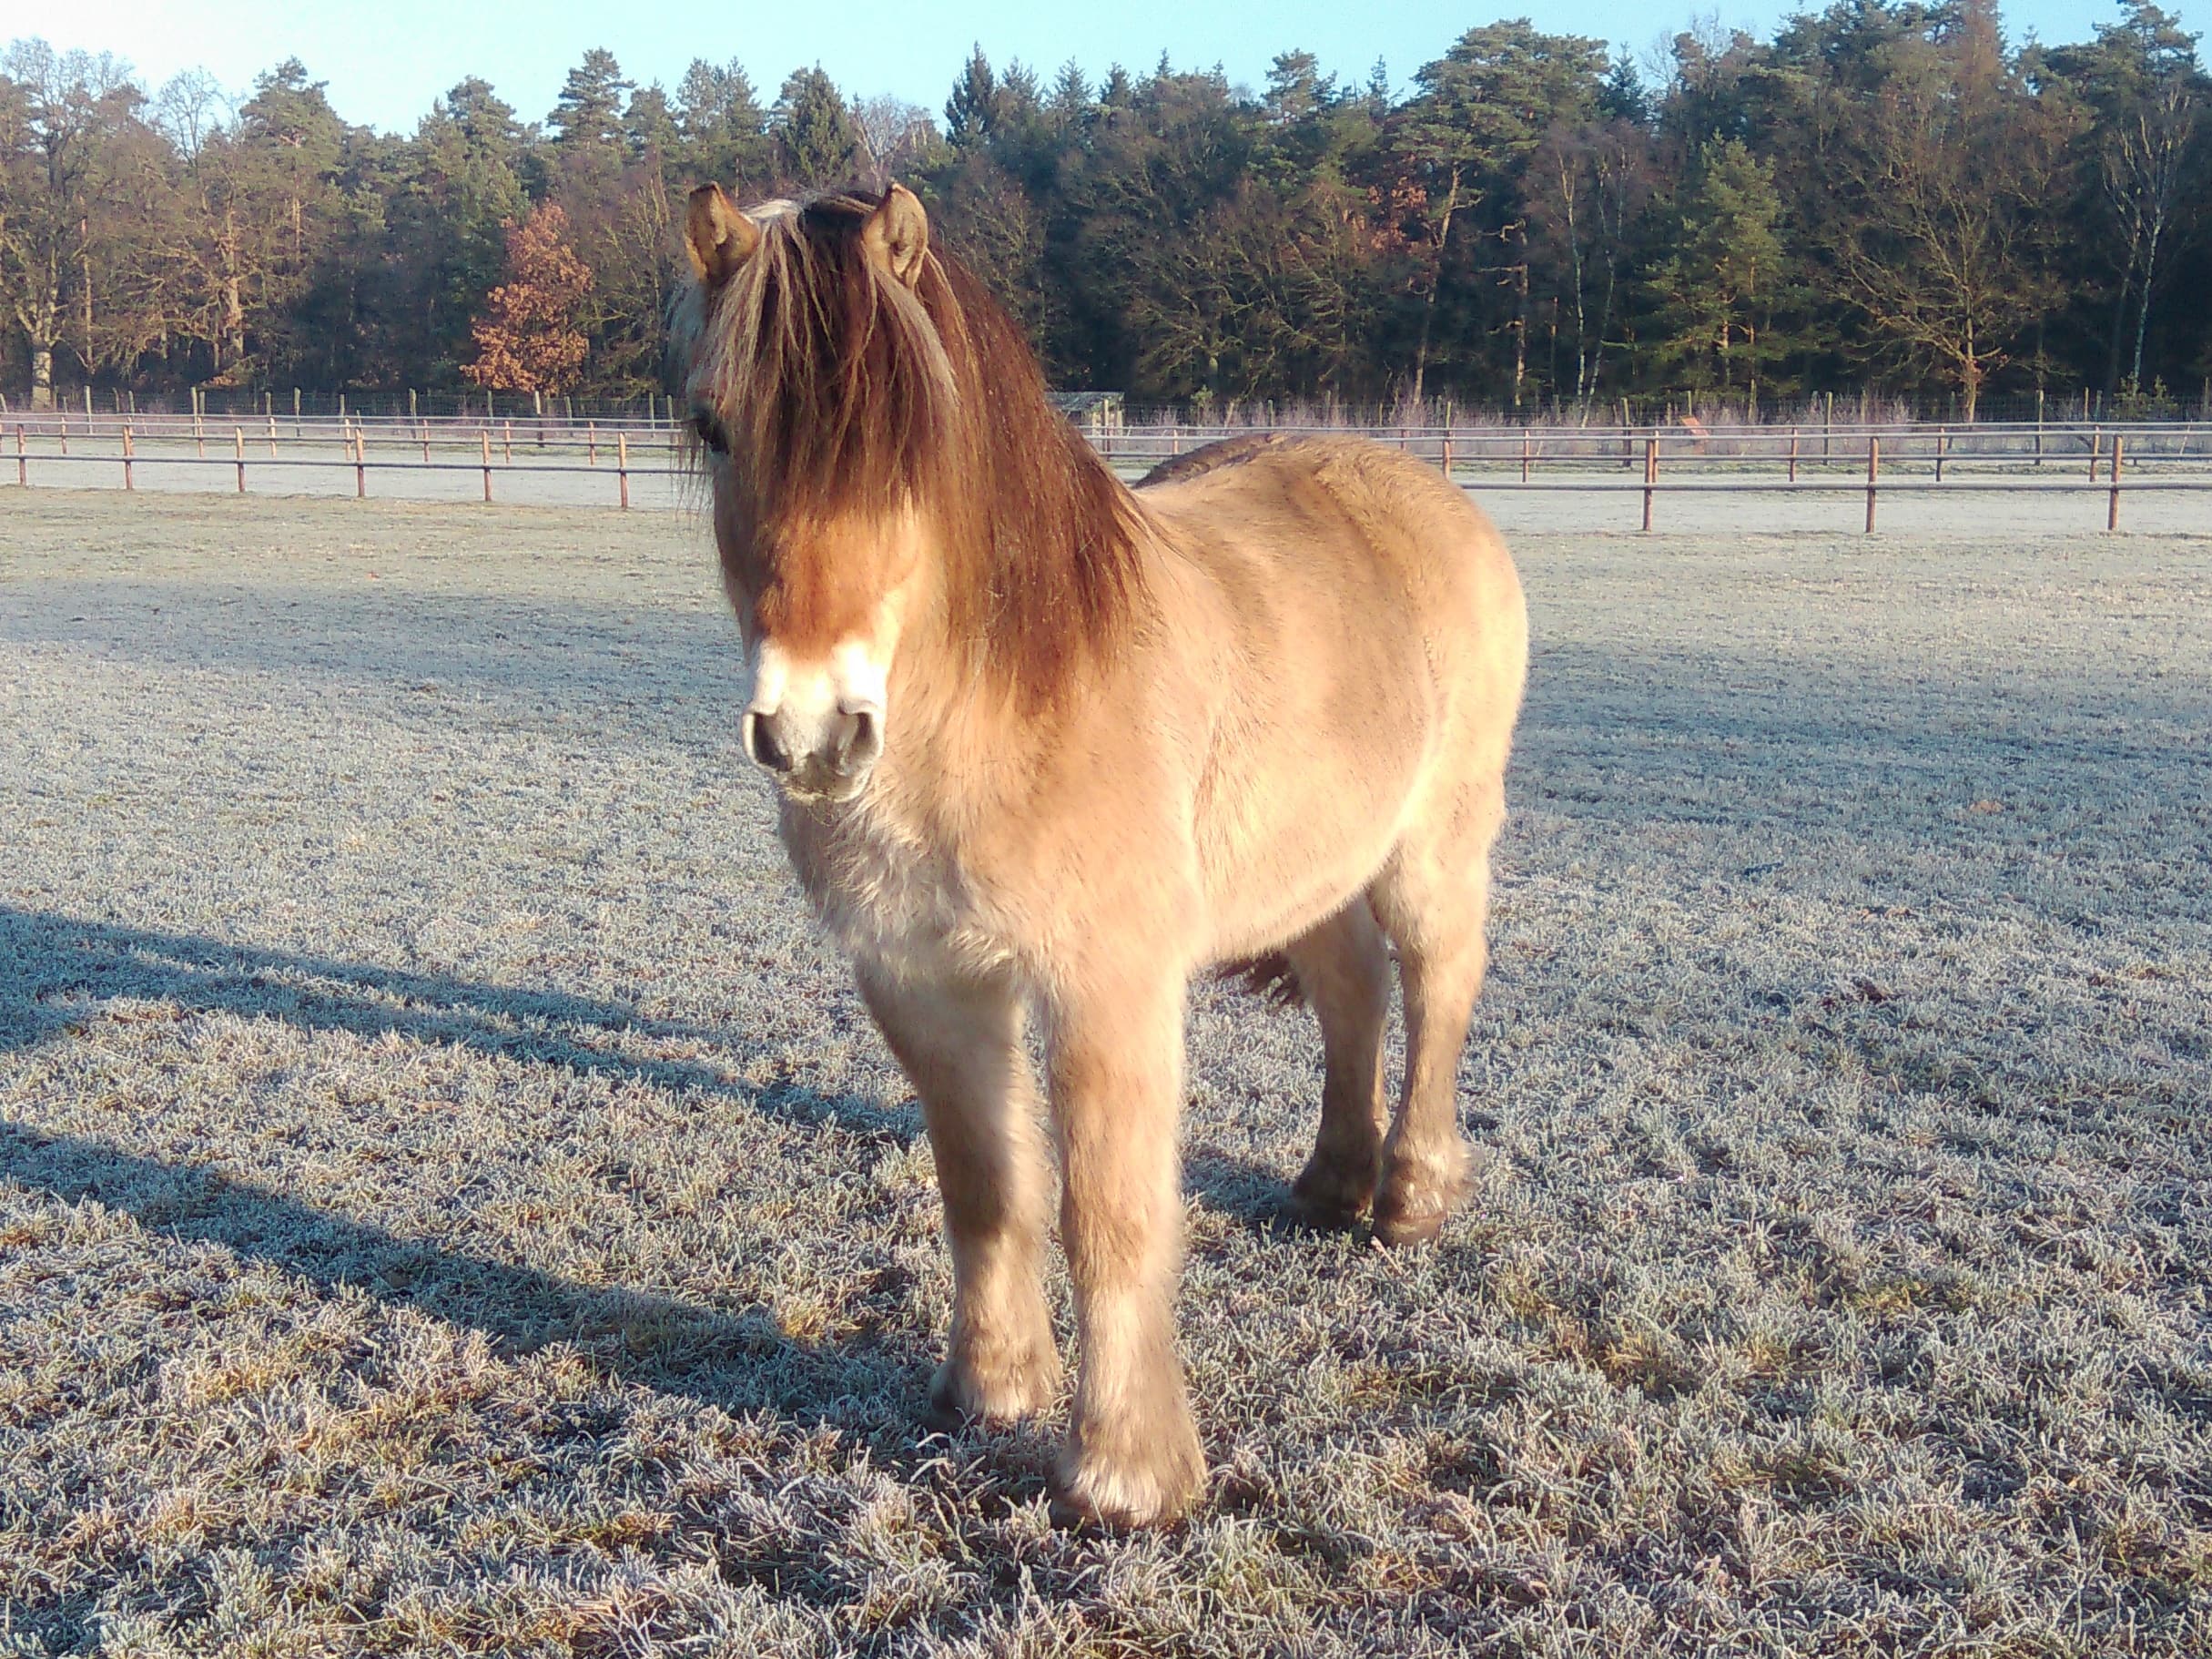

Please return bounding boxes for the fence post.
[267,415,278,458]
[502,421,512,465]
[14,424,24,488]
[2107,434,2123,532]
[234,427,246,493]
[617,431,630,510]
[1788,427,1799,483]
[1823,391,1833,461]
[1642,435,1657,532]
[1935,425,1946,484]
[2088,425,2101,482]
[587,421,597,466]
[1520,427,1531,483]
[1439,431,1452,477]
[482,430,493,503]
[1865,434,1880,534]
[354,426,366,498]
[2034,387,2045,467]
[122,422,134,491]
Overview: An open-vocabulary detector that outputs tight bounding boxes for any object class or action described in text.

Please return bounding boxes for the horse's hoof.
[1289,1187,1367,1232]
[1290,1155,1376,1230]
[926,1344,1061,1428]
[1372,1144,1476,1247]
[1050,1419,1204,1530]
[1369,1198,1451,1247]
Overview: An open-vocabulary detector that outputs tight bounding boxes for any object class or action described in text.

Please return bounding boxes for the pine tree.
[550,49,631,154]
[462,202,593,392]
[946,46,999,149]
[1650,138,1786,398]
[775,66,861,186]
[1048,60,1091,127]
[675,57,771,188]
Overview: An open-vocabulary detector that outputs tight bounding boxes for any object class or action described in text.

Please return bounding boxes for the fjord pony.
[674,183,1527,1528]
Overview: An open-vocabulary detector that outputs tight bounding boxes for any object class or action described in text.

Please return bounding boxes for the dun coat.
[672,182,1528,1527]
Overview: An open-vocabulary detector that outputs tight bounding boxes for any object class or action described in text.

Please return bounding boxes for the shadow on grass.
[0,907,1304,1428]
[0,1115,947,1433]
[0,906,951,1431]
[0,906,910,1140]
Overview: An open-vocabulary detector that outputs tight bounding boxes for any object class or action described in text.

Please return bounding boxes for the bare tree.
[1831,48,2071,421]
[851,96,942,189]
[152,67,231,163]
[0,39,136,406]
[2104,73,2199,390]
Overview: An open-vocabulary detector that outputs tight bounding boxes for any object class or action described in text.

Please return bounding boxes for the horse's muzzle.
[744,704,883,801]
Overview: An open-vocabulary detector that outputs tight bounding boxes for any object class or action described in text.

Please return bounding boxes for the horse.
[671,181,1528,1528]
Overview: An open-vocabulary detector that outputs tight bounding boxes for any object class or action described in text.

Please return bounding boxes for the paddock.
[1,493,2206,1654]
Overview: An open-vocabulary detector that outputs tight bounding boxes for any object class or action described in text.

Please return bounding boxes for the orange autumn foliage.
[462,203,594,392]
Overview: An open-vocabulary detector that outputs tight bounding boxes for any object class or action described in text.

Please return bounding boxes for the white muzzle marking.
[744,637,890,799]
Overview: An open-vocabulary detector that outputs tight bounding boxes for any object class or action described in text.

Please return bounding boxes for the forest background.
[3,1,2207,419]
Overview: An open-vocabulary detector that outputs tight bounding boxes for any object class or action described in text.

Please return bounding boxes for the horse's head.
[674,183,954,803]
[675,181,1145,803]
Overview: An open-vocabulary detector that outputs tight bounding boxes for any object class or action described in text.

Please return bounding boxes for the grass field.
[2,492,2207,1656]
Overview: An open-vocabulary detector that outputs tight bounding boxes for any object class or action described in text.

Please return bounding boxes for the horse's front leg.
[857,963,1060,1422]
[1045,964,1205,1528]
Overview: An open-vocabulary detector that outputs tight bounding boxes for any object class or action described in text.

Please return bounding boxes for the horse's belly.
[1195,724,1424,959]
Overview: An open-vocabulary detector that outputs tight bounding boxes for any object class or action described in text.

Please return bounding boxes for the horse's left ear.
[685,184,757,290]
[863,183,929,289]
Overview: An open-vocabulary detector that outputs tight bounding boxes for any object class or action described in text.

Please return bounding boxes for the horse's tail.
[1216,951,1304,1009]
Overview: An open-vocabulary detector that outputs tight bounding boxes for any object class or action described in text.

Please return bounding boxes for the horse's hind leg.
[1284,901,1392,1227]
[1366,785,1503,1247]
[857,964,1061,1423]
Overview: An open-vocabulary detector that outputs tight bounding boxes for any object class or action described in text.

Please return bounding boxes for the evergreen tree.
[7,10,2212,411]
[946,46,999,149]
[1650,138,1787,398]
[2038,1,2206,393]
[397,77,527,383]
[774,66,860,187]
[675,57,771,188]
[623,84,679,167]
[549,48,631,160]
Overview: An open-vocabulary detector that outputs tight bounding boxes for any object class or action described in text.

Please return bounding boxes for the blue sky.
[21,0,2201,135]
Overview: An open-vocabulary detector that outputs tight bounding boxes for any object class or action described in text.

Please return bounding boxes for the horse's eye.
[692,408,729,455]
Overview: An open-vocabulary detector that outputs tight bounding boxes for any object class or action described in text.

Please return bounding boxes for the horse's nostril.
[836,707,883,773]
[746,709,793,773]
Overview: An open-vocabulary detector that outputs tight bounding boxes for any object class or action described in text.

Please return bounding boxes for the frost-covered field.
[2,492,2207,1655]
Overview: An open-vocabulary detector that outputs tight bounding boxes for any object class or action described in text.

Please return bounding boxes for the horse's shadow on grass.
[0,907,1294,1440]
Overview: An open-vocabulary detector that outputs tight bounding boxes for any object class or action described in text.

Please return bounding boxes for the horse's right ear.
[685,184,757,289]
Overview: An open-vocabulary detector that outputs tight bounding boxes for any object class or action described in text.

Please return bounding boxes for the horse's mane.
[676,189,1149,708]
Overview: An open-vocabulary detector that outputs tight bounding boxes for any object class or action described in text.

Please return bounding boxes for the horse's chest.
[779,799,1008,978]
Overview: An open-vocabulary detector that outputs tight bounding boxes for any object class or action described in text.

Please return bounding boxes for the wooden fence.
[8,412,2212,530]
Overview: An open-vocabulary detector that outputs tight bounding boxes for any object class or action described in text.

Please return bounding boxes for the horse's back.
[1137,433,1525,736]
[1131,434,1527,956]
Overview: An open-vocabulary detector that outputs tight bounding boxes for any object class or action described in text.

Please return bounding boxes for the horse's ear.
[685,184,757,289]
[863,183,929,289]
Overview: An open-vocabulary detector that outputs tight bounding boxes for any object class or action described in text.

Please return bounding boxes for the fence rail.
[8,414,2211,530]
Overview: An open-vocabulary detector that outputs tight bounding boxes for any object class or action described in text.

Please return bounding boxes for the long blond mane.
[675,190,1149,707]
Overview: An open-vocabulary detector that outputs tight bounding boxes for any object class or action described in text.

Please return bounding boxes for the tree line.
[3,1,2207,419]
